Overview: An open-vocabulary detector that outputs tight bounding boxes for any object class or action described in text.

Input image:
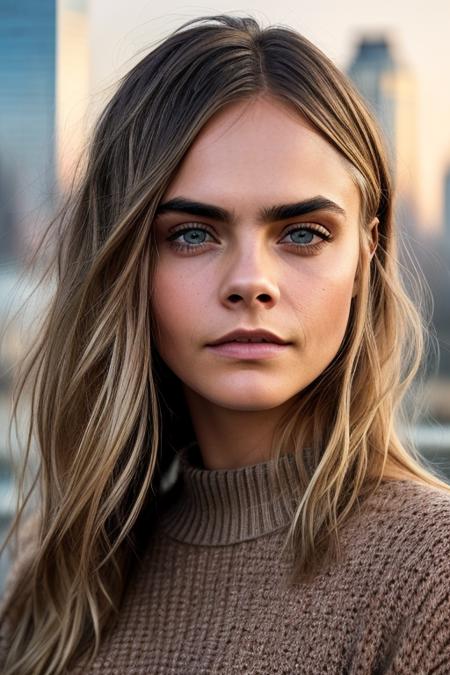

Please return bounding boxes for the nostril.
[227,293,272,304]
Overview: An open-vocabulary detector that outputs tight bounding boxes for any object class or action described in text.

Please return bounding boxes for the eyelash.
[167,223,333,256]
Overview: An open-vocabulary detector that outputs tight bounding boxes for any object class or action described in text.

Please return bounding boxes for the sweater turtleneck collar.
[158,442,308,546]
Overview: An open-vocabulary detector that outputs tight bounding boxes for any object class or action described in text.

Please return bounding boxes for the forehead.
[164,96,360,220]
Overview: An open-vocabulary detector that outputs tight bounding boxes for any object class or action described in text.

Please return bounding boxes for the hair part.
[1,13,447,673]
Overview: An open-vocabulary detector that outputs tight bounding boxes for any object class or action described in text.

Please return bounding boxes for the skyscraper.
[347,36,419,235]
[0,0,56,262]
[0,0,56,589]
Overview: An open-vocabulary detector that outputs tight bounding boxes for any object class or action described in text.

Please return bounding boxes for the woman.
[1,13,449,675]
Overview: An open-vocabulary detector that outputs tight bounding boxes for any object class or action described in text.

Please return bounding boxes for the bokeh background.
[1,0,449,587]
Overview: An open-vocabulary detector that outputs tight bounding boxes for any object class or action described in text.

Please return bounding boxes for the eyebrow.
[154,196,346,223]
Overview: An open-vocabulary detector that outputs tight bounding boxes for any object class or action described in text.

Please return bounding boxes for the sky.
[84,0,450,231]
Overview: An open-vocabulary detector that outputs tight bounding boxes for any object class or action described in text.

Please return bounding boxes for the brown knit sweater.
[1,444,450,674]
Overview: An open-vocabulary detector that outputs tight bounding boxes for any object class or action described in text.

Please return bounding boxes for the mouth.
[206,340,291,360]
[207,329,291,346]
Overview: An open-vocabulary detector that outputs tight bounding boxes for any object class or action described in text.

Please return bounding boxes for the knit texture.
[1,443,450,674]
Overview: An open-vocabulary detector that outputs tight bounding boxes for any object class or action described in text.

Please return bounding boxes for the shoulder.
[364,477,450,533]
[364,481,450,674]
[344,478,450,592]
[340,478,450,586]
[357,476,450,522]
[342,480,450,671]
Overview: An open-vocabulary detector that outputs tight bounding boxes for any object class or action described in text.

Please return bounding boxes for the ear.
[352,217,379,298]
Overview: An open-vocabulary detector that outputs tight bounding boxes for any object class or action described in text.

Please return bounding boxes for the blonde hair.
[1,13,448,674]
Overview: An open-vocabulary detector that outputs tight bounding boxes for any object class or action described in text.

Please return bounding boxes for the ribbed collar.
[159,443,307,546]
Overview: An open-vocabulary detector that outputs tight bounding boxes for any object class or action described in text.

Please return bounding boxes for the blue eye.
[178,229,209,245]
[286,229,315,244]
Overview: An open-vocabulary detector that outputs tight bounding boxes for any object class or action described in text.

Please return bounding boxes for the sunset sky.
[67,0,450,232]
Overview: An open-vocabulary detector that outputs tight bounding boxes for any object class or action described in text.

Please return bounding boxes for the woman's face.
[152,95,376,415]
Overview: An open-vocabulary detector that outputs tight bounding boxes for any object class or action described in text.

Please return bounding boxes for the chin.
[206,389,293,412]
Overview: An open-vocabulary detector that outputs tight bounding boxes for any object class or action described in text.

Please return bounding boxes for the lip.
[206,342,290,360]
[207,328,290,346]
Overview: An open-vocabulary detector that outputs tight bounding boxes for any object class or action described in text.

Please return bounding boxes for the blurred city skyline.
[65,0,450,235]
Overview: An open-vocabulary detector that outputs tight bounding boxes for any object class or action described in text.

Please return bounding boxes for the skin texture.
[152,95,378,470]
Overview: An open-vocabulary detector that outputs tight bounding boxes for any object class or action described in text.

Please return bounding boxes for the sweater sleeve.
[385,580,450,674]
[383,496,450,675]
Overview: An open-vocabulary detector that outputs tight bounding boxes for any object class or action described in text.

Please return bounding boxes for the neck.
[183,387,296,470]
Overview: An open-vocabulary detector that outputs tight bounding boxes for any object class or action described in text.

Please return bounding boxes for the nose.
[219,240,280,310]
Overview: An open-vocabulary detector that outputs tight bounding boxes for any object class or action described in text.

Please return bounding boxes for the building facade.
[0,0,56,262]
[347,36,419,235]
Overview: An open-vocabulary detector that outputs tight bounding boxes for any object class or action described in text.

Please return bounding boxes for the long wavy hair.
[1,13,449,674]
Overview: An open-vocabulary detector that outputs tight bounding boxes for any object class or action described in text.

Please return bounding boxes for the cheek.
[317,284,353,338]
[151,265,202,358]
[287,268,355,349]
